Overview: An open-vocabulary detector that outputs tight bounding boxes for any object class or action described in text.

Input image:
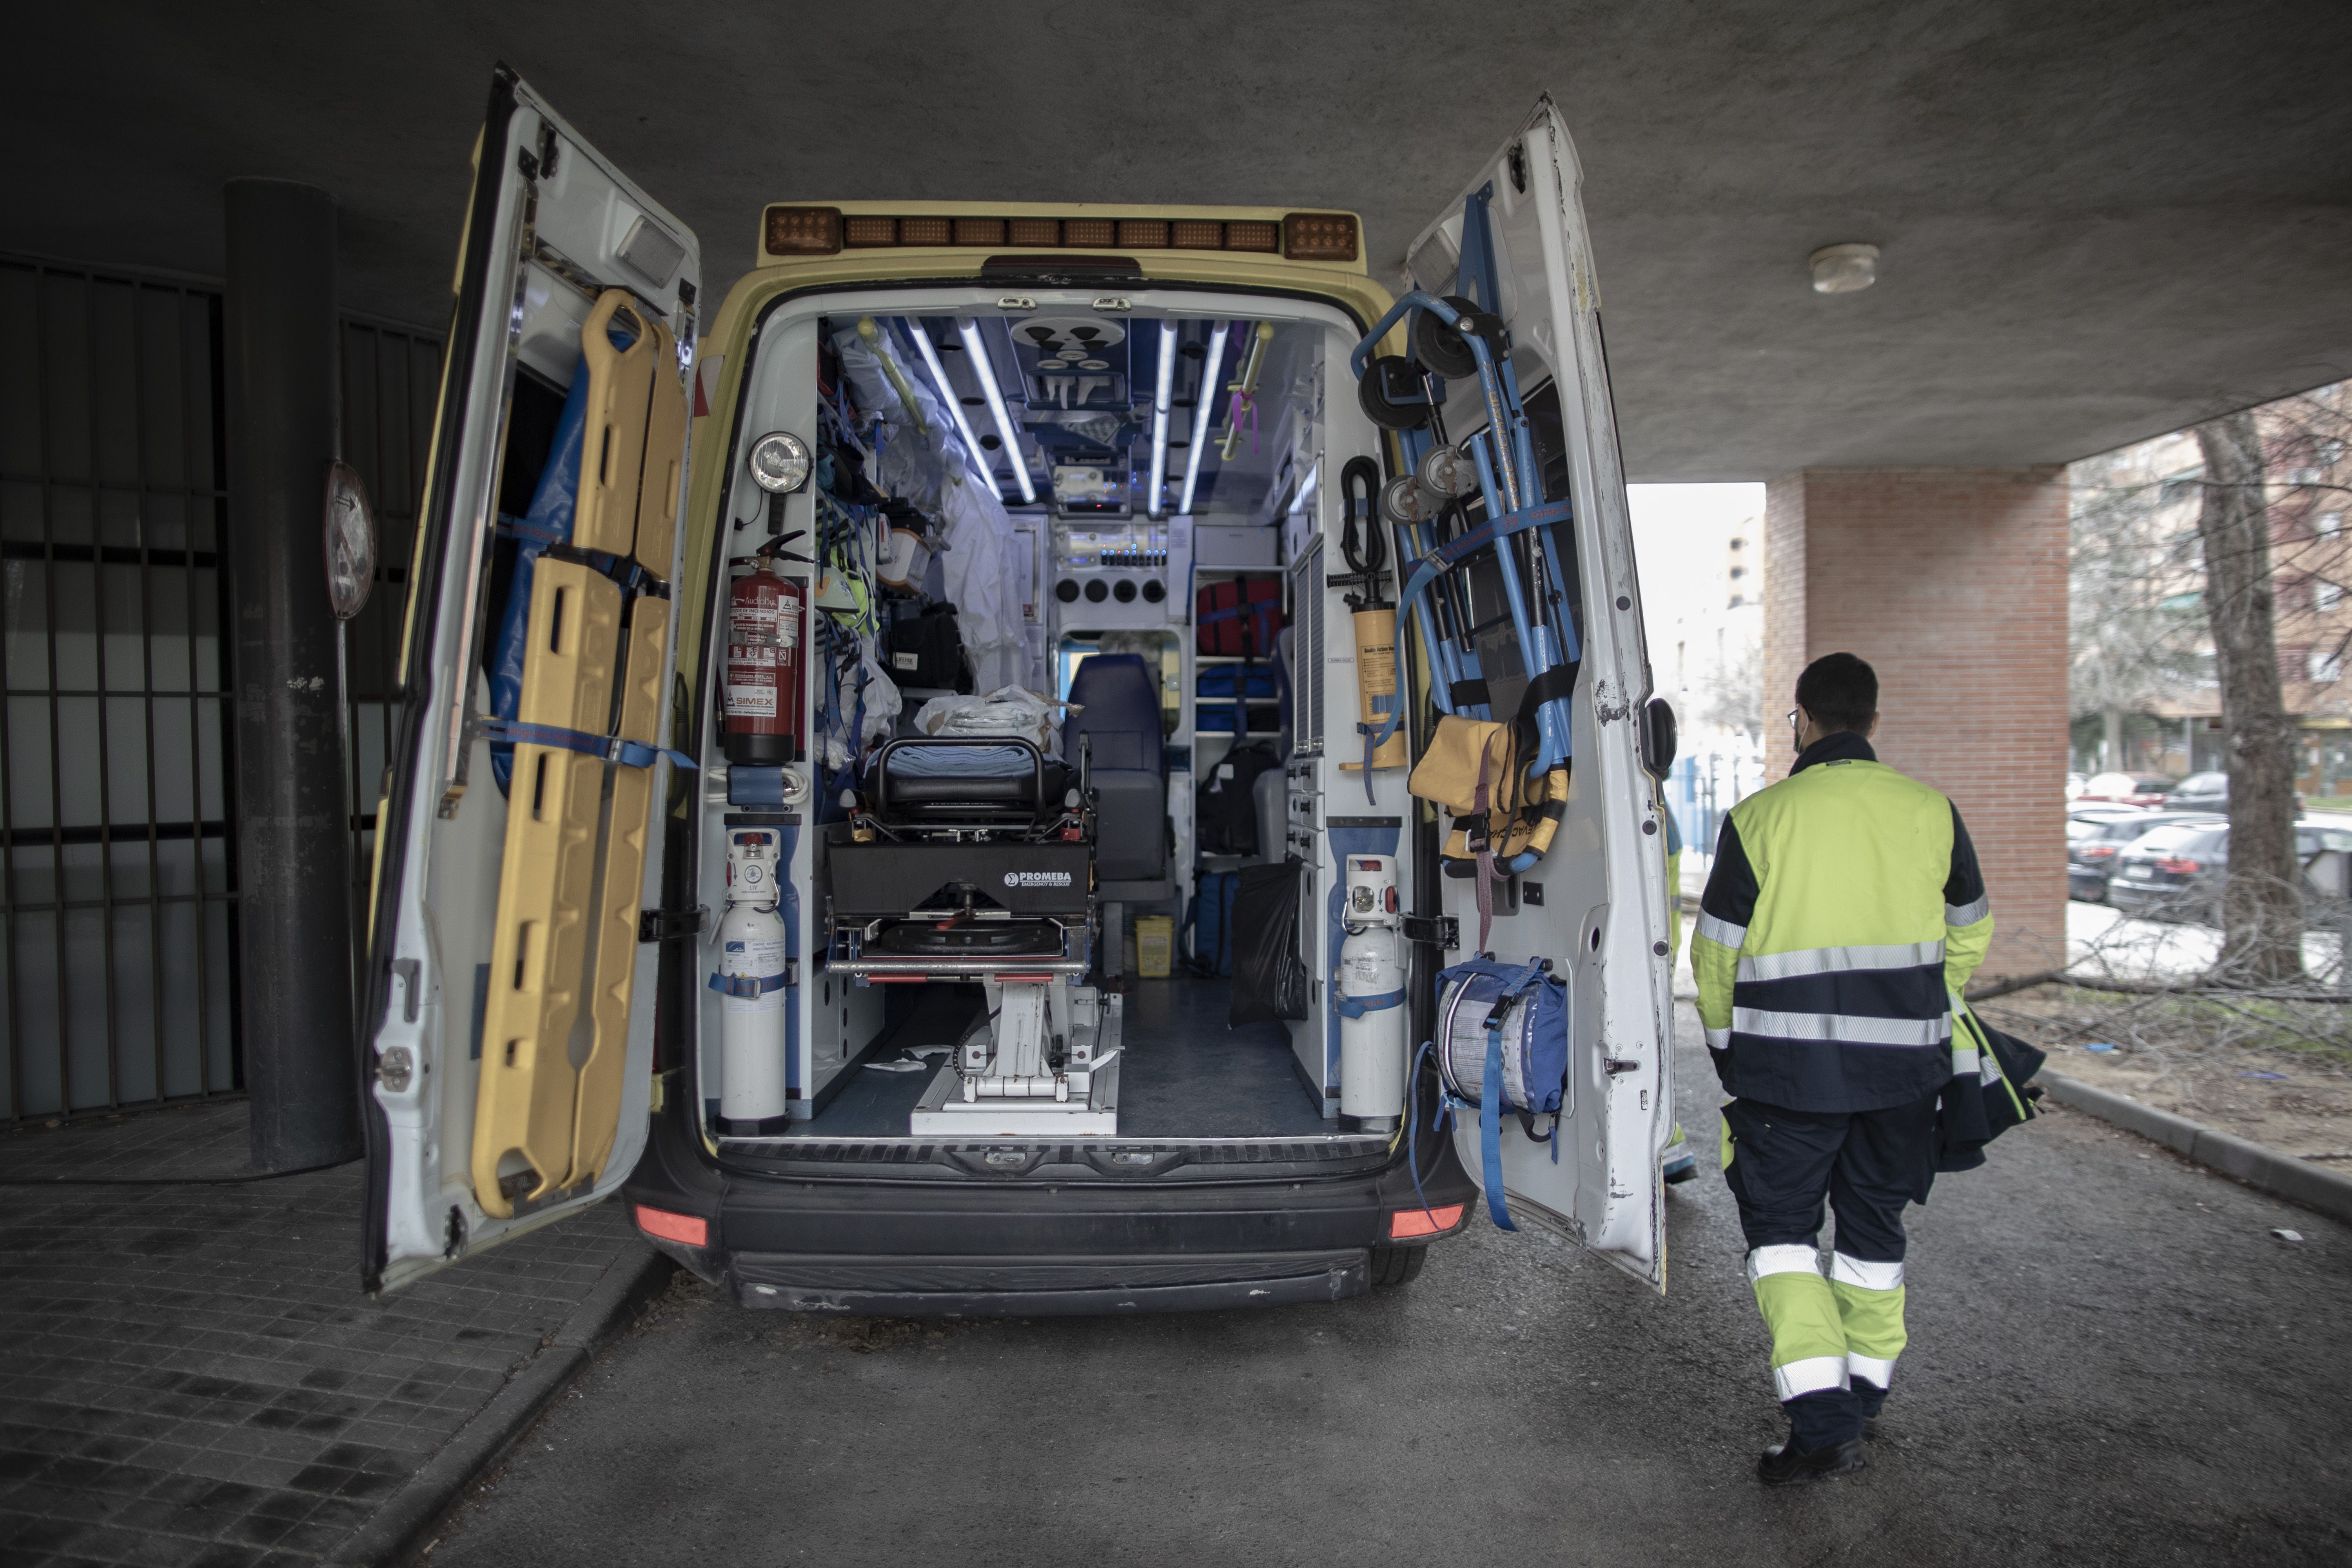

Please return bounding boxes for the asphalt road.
[425,1006,2352,1566]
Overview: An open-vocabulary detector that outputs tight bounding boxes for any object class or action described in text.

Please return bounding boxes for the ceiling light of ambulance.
[766,209,1285,257]
[957,319,1036,505]
[1178,322,1230,516]
[1288,460,1320,516]
[904,320,997,495]
[1147,321,1177,518]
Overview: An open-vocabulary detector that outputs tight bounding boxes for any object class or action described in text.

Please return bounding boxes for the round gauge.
[1083,579,1109,603]
[748,431,812,494]
[320,460,376,621]
[1112,579,1137,603]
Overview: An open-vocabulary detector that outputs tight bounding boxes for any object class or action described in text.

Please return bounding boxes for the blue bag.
[1432,956,1570,1230]
[1195,666,1279,700]
[1185,870,1240,976]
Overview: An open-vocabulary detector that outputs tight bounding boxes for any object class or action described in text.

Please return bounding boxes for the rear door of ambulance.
[1406,97,1673,1288]
[359,67,699,1293]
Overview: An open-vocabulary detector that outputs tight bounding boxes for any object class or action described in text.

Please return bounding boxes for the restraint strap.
[477,717,699,772]
[707,971,786,998]
[1333,987,1405,1020]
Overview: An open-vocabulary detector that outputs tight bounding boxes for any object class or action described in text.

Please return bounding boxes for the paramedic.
[1691,653,1991,1485]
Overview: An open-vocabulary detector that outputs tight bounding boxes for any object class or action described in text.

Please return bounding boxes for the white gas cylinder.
[717,828,790,1130]
[1337,853,1406,1128]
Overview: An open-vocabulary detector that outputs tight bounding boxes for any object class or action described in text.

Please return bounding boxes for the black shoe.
[1757,1436,1869,1486]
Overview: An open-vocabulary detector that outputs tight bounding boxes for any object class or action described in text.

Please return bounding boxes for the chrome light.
[748,431,812,493]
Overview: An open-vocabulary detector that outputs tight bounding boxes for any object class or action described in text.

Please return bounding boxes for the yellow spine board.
[630,323,688,581]
[573,290,678,569]
[472,560,623,1214]
[1338,606,1408,772]
[566,592,670,1189]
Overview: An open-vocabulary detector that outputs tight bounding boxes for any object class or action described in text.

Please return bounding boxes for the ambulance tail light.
[633,1204,710,1248]
[764,207,844,256]
[768,211,1299,257]
[1388,1203,1465,1239]
[1282,212,1359,262]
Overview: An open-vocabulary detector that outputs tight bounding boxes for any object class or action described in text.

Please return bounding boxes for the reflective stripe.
[1830,1253,1904,1290]
[1738,940,1944,983]
[1747,1245,1823,1285]
[1846,1354,1897,1389]
[1704,1025,1732,1051]
[1773,1356,1851,1401]
[1694,911,1748,949]
[1949,1046,1980,1079]
[1732,1007,1953,1047]
[1946,894,1990,926]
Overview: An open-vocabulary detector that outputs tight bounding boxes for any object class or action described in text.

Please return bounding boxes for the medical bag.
[1196,740,1282,855]
[1195,576,1283,657]
[886,602,970,692]
[1435,956,1571,1230]
[1185,869,1240,976]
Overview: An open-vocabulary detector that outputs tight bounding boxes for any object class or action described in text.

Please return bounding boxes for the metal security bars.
[0,258,239,1123]
[0,258,440,1125]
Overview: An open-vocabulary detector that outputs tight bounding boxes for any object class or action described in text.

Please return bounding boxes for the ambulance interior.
[686,282,1599,1160]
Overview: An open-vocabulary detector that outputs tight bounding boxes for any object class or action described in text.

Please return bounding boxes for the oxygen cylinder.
[724,561,803,767]
[716,828,790,1131]
[1336,853,1407,1129]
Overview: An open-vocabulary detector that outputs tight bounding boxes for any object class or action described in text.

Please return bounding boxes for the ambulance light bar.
[764,208,1356,263]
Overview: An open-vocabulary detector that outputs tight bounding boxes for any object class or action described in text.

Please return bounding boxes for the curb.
[2040,1070,2352,1225]
[325,1238,678,1568]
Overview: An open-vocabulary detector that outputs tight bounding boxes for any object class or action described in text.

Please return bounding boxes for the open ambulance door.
[359,67,699,1293]
[1407,97,1673,1290]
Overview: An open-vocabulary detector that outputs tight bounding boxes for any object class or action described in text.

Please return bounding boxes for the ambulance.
[358,65,1679,1313]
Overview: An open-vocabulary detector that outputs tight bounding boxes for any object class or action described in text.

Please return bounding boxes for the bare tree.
[1696,634,1763,745]
[2195,410,2305,983]
[2069,457,2208,770]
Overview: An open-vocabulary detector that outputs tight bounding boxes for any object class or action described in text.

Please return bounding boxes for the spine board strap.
[477,717,698,772]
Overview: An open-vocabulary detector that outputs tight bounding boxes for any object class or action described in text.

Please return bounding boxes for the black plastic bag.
[1229,858,1309,1025]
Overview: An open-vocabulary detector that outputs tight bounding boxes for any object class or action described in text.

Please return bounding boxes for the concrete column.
[223,179,359,1171]
[1762,468,2070,983]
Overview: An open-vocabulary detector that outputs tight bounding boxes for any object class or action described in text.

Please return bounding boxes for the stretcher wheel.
[1382,473,1439,525]
[1412,296,1482,380]
[1357,354,1432,432]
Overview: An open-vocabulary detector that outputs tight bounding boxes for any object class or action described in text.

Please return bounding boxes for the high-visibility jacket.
[1693,731,1992,1113]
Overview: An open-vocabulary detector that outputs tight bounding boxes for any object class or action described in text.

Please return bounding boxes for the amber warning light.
[765,207,1354,263]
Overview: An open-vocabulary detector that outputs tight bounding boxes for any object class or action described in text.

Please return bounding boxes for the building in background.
[1633,486,1768,858]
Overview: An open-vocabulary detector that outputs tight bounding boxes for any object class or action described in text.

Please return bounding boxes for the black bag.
[1935,1009,2048,1172]
[1196,740,1282,856]
[1229,858,1309,1025]
[887,602,970,692]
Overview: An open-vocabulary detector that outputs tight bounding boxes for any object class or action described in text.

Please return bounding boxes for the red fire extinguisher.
[724,554,803,768]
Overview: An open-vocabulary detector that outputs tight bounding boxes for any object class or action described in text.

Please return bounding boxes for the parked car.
[2069,810,2220,903]
[2065,771,2088,800]
[2106,818,2352,924]
[2166,771,2229,811]
[2076,771,2180,808]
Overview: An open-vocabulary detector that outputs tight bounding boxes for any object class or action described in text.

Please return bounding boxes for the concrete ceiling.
[14,1,2352,479]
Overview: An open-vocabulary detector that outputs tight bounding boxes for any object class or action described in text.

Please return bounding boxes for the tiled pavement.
[0,1100,653,1567]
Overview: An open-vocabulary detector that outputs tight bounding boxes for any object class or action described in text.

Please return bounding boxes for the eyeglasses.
[1787,707,1802,734]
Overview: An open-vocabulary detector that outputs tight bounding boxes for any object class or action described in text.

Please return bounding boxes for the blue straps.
[475,717,699,773]
[707,971,786,998]
[1332,987,1405,1020]
[1479,1007,1513,1231]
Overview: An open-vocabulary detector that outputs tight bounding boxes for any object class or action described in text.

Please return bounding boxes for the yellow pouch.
[1406,714,1521,818]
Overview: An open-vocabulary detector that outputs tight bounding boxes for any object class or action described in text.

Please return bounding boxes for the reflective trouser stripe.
[1752,1266,1849,1401]
[1773,1356,1851,1401]
[1830,1270,1907,1390]
[1746,1244,1822,1285]
[1829,1252,1904,1290]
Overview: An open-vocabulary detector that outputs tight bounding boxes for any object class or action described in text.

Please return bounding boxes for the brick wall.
[1761,468,2071,982]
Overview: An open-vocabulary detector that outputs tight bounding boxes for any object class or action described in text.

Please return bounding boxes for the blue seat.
[1064,653,1167,883]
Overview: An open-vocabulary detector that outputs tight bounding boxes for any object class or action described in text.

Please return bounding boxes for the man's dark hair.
[1795,652,1878,734]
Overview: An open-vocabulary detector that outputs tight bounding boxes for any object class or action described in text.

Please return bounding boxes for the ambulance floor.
[786,976,1331,1139]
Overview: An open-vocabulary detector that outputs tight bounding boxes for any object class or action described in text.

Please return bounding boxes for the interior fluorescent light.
[1147,320,1178,517]
[1288,459,1320,515]
[902,319,995,492]
[1177,322,1230,516]
[956,319,1037,505]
